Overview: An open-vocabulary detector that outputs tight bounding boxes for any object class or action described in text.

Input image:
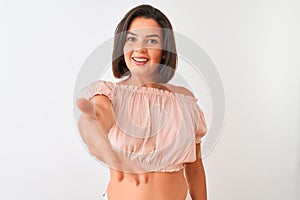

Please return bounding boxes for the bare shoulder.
[163,83,195,97]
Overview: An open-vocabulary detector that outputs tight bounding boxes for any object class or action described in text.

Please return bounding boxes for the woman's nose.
[133,41,147,52]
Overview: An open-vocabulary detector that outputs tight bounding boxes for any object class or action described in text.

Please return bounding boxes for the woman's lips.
[132,57,149,65]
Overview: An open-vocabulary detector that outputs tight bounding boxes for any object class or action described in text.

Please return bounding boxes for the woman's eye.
[127,37,136,42]
[148,39,158,44]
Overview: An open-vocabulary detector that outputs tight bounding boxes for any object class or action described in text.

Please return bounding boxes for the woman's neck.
[122,75,158,86]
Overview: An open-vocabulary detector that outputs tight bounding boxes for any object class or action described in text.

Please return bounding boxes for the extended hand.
[76,98,149,185]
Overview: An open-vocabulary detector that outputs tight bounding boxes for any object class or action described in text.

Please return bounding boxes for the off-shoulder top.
[80,80,207,172]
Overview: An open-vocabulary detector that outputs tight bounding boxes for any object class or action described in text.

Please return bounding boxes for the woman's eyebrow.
[127,31,138,36]
[146,34,160,38]
[127,31,160,38]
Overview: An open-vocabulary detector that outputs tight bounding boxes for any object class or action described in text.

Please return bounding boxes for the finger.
[140,173,149,184]
[125,173,140,186]
[132,174,140,186]
[115,170,124,182]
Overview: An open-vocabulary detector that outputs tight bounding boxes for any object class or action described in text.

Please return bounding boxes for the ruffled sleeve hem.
[80,80,115,101]
[195,105,207,144]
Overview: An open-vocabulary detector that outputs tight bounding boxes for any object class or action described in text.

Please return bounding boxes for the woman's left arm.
[184,143,207,200]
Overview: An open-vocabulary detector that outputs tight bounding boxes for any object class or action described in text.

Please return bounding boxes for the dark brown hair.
[112,4,177,83]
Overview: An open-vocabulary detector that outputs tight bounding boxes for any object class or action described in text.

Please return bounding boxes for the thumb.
[76,98,96,118]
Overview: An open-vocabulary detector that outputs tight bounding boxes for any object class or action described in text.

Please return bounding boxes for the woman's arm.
[77,96,117,162]
[184,143,207,200]
[77,97,148,185]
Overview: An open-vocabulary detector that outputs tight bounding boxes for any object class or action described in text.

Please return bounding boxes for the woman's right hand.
[76,98,149,185]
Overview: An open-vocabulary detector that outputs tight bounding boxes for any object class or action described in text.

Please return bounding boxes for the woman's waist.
[107,168,188,200]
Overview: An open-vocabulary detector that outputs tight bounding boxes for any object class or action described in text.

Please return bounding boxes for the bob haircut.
[112,4,177,83]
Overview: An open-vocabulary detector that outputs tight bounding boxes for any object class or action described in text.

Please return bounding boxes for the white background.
[0,0,299,199]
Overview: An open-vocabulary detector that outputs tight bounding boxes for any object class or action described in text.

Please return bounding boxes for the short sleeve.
[80,80,115,101]
[195,105,207,144]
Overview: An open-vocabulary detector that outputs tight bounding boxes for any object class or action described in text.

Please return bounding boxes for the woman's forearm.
[185,144,207,200]
[77,113,145,174]
[78,114,115,161]
[76,98,148,184]
[187,162,207,200]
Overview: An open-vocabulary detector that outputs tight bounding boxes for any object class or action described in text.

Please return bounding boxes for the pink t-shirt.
[80,80,207,172]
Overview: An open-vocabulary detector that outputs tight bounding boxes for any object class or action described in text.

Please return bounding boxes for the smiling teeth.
[133,57,148,62]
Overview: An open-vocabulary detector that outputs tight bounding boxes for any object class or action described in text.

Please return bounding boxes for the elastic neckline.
[112,81,198,101]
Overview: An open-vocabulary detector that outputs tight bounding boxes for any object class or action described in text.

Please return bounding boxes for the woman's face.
[123,17,163,79]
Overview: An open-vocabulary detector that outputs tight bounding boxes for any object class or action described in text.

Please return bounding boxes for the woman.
[77,4,207,200]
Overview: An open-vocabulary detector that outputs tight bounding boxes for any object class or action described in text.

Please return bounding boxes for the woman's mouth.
[132,57,149,65]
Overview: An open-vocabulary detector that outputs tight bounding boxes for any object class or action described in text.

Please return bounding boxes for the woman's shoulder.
[162,83,195,98]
